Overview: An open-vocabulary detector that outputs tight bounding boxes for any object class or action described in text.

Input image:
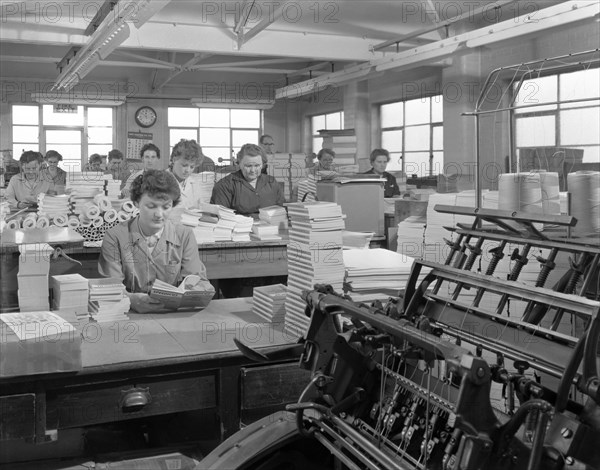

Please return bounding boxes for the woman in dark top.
[364,148,401,198]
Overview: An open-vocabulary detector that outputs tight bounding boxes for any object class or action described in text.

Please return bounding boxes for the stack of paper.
[50,274,90,323]
[232,214,254,242]
[67,172,105,215]
[18,243,54,311]
[259,205,288,229]
[342,231,373,249]
[290,154,307,196]
[297,175,317,203]
[396,215,427,259]
[37,194,70,218]
[193,224,216,244]
[285,202,346,338]
[318,129,357,166]
[251,221,282,241]
[190,172,215,203]
[252,284,287,323]
[105,177,122,198]
[343,249,431,302]
[88,278,130,322]
[180,209,202,227]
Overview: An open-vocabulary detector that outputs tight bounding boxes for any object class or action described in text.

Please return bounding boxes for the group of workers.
[3,133,401,311]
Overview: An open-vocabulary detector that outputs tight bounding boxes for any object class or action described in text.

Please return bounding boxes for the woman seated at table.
[6,151,52,209]
[41,150,67,192]
[98,170,208,313]
[309,148,338,179]
[86,153,104,172]
[122,143,162,199]
[211,143,284,217]
[364,148,401,198]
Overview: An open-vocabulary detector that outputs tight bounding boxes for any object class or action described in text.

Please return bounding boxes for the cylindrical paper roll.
[7,219,20,230]
[117,210,130,222]
[67,216,80,229]
[52,214,68,227]
[104,209,118,223]
[122,200,135,213]
[568,171,600,235]
[22,214,37,229]
[93,194,111,212]
[92,217,104,228]
[499,173,544,230]
[83,202,101,219]
[131,208,140,218]
[539,172,560,215]
[36,215,50,229]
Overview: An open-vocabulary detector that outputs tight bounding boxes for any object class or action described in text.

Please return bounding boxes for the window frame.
[310,111,344,154]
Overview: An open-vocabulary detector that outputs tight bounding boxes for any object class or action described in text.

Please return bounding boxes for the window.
[380,96,443,177]
[11,105,114,172]
[514,68,600,164]
[168,107,261,164]
[311,111,343,153]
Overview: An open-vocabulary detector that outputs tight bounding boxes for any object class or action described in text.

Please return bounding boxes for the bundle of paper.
[252,284,287,323]
[259,205,288,229]
[50,273,90,323]
[18,243,54,311]
[251,221,282,241]
[149,275,215,310]
[88,277,130,322]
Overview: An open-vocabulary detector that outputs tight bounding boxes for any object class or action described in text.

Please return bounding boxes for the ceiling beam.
[238,2,285,49]
[112,50,178,67]
[187,58,314,70]
[84,0,118,36]
[152,52,211,93]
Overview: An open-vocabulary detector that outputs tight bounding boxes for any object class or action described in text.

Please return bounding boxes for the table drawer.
[0,393,36,440]
[51,374,216,428]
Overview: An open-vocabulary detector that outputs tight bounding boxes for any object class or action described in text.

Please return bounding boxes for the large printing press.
[202,206,600,470]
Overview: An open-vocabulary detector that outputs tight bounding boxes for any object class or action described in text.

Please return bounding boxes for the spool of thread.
[122,200,135,213]
[7,219,20,230]
[67,216,80,229]
[117,210,130,222]
[52,214,68,227]
[93,194,111,212]
[83,203,101,219]
[499,173,544,230]
[567,171,600,236]
[539,172,560,215]
[92,217,104,228]
[36,215,50,229]
[104,209,118,223]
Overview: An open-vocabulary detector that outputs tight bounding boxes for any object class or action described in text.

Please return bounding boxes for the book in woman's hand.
[149,275,215,310]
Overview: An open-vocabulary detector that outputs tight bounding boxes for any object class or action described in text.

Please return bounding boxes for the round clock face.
[135,106,157,128]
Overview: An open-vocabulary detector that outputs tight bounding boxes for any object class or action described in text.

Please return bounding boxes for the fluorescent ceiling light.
[375,44,460,72]
[190,98,275,110]
[275,66,372,99]
[32,92,125,106]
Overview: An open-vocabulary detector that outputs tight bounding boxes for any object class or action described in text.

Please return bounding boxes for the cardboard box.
[0,311,81,377]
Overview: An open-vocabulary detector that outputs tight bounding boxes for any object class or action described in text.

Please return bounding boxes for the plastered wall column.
[344,80,370,170]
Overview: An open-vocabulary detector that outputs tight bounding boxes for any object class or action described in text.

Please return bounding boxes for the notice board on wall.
[126,132,153,160]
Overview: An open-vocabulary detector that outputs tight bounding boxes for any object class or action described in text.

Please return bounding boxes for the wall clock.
[134,106,157,128]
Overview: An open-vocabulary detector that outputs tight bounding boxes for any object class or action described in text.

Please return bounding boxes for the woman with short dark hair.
[6,151,52,209]
[364,148,401,197]
[42,149,67,191]
[98,169,208,313]
[122,143,162,199]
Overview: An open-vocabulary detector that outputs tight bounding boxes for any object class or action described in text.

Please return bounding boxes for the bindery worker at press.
[98,170,208,313]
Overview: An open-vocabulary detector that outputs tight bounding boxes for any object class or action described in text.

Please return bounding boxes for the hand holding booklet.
[149,275,215,310]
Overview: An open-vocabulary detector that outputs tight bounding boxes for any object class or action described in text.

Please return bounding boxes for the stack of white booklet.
[251,221,281,241]
[18,243,54,311]
[37,194,70,218]
[259,205,288,229]
[50,273,90,323]
[232,214,254,242]
[88,278,130,322]
[284,202,346,338]
[341,231,374,249]
[252,284,287,324]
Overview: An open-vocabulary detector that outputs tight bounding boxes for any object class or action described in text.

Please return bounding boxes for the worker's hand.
[128,293,167,314]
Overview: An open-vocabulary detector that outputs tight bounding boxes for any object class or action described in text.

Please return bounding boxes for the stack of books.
[105,177,122,198]
[190,172,216,203]
[251,221,281,241]
[318,129,357,166]
[50,273,90,323]
[67,172,105,215]
[37,194,70,219]
[232,214,254,242]
[341,230,374,249]
[88,278,130,322]
[284,202,346,338]
[297,174,318,203]
[259,205,288,229]
[252,284,287,324]
[18,243,54,311]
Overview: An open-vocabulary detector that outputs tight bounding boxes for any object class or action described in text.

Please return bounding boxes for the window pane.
[230,109,260,128]
[42,105,84,125]
[170,128,198,147]
[431,96,443,122]
[312,115,326,133]
[232,129,259,148]
[405,98,430,125]
[405,125,430,151]
[63,159,82,173]
[515,76,558,113]
[381,102,403,128]
[516,116,556,147]
[46,130,81,144]
[200,128,230,147]
[13,144,39,157]
[87,107,113,126]
[13,126,39,142]
[404,152,431,177]
[561,108,600,145]
[168,108,199,127]
[312,137,322,153]
[88,144,112,158]
[88,127,113,143]
[560,69,600,104]
[382,130,402,151]
[432,151,443,175]
[572,146,600,164]
[387,152,403,172]
[48,145,82,169]
[325,112,342,130]
[204,147,233,164]
[433,126,443,150]
[199,108,229,127]
[13,105,39,125]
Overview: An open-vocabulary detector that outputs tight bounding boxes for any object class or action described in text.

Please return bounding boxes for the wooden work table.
[0,298,306,465]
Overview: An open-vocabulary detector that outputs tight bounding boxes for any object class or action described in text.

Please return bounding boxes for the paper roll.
[568,171,600,235]
[52,214,68,227]
[117,210,130,222]
[499,173,544,230]
[539,172,560,215]
[92,217,104,228]
[67,216,80,229]
[22,214,37,229]
[36,215,50,229]
[83,202,101,219]
[131,208,140,218]
[7,219,20,230]
[122,200,136,213]
[93,194,111,212]
[104,209,118,223]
